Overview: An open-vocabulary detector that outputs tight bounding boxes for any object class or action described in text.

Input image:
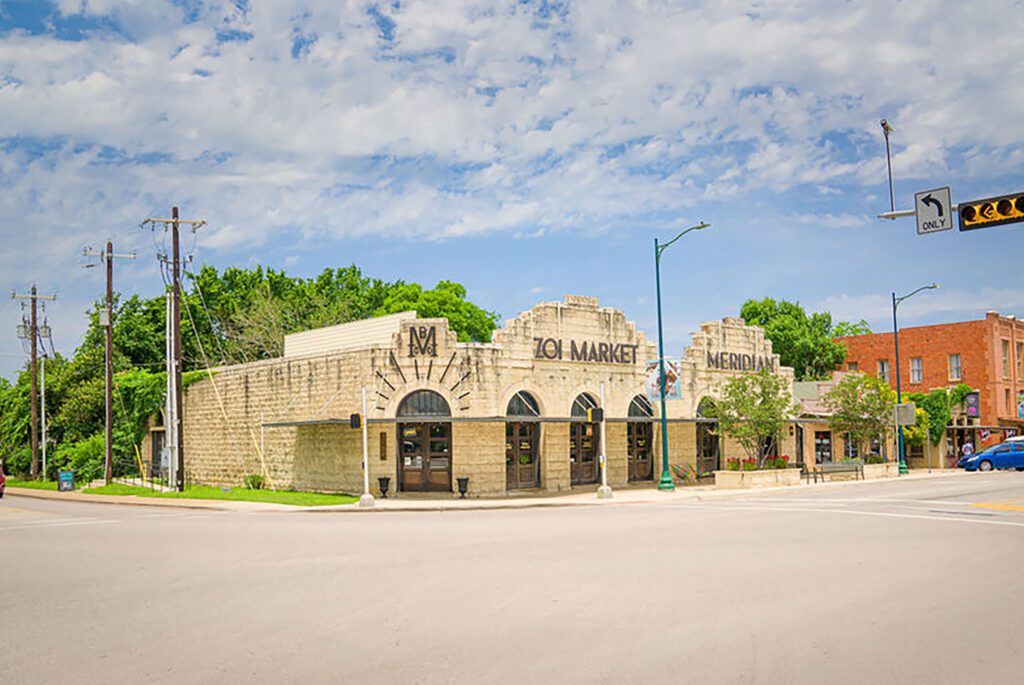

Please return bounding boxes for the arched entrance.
[506,391,541,490]
[627,395,654,481]
[397,390,452,492]
[569,393,600,485]
[696,397,720,477]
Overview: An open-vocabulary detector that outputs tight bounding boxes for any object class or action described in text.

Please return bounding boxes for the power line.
[10,286,56,480]
[140,208,206,492]
[83,242,136,486]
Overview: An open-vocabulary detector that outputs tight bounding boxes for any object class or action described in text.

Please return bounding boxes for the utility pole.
[12,286,56,479]
[84,242,136,485]
[142,207,206,492]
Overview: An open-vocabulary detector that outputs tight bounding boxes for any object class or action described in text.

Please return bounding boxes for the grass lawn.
[82,483,358,507]
[7,479,61,490]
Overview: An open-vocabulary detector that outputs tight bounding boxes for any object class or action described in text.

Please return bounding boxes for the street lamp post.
[892,283,939,474]
[654,221,711,491]
[880,119,895,215]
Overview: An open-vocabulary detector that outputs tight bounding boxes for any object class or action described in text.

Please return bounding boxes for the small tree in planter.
[823,373,896,461]
[709,368,799,469]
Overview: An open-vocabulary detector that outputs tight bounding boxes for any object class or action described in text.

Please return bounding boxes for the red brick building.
[837,312,1024,453]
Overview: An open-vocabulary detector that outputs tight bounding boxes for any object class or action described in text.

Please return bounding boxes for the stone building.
[163,296,797,496]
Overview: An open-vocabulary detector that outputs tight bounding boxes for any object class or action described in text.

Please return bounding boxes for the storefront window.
[877,360,890,383]
[815,431,833,464]
[844,432,859,459]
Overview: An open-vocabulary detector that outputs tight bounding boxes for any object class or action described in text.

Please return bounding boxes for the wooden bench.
[811,460,864,483]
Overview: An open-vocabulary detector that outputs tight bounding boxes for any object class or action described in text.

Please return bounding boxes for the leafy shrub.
[726,457,741,471]
[865,455,884,464]
[741,457,758,471]
[6,446,32,478]
[765,455,791,469]
[49,434,105,483]
[243,473,265,490]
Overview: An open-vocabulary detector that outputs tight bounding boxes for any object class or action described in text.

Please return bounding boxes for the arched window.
[506,391,540,418]
[697,397,716,418]
[628,395,654,418]
[397,390,451,418]
[571,392,599,418]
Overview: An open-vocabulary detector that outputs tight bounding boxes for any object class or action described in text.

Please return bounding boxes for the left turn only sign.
[915,186,953,235]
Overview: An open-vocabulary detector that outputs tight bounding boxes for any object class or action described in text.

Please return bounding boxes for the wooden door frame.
[506,421,540,490]
[569,421,600,485]
[397,421,453,493]
[627,421,653,481]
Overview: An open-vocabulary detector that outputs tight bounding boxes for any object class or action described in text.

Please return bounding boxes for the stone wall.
[175,296,799,495]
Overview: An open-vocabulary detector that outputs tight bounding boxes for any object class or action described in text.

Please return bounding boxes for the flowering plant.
[765,454,791,470]
[726,457,741,471]
[741,457,758,471]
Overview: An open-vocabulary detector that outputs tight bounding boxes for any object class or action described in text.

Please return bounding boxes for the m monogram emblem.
[409,326,438,357]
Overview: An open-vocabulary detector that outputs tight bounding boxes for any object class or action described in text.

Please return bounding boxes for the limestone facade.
[173,296,798,496]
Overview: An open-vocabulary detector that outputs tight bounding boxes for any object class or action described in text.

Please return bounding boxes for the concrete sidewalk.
[6,469,965,513]
[310,469,964,512]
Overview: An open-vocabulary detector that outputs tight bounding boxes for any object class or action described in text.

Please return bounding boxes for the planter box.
[714,468,802,490]
[863,462,899,479]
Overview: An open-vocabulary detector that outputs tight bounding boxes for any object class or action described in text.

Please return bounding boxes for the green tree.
[0,263,499,479]
[823,373,896,456]
[902,407,931,448]
[376,280,500,343]
[739,298,867,381]
[904,384,974,446]
[832,319,872,337]
[708,368,800,468]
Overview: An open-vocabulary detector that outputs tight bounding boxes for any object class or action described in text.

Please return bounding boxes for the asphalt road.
[3,473,1024,684]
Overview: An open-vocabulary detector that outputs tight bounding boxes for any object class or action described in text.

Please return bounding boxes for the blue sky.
[2,0,1023,379]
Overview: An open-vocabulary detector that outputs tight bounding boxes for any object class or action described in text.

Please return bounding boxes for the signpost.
[914,187,953,235]
[645,359,681,402]
[964,392,980,419]
[57,469,75,492]
[895,403,917,426]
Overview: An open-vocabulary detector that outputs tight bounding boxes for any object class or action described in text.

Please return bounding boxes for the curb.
[4,487,289,512]
[5,469,967,514]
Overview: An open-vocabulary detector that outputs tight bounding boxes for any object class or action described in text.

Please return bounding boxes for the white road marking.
[672,503,1024,528]
[0,518,122,531]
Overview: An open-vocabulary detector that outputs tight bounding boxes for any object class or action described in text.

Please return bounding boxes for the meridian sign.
[705,351,776,372]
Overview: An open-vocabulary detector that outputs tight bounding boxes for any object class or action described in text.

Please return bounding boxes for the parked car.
[960,442,1024,472]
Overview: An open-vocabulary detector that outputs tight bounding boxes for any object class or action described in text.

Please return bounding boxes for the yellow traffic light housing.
[959,192,1024,231]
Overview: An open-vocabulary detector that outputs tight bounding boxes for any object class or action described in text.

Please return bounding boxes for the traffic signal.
[959,192,1024,231]
[350,413,362,429]
[586,407,604,423]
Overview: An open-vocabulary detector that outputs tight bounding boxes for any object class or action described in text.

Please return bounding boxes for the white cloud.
[1,0,1023,376]
[815,289,1024,330]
